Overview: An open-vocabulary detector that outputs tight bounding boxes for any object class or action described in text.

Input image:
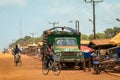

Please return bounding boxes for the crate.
[53,54,60,62]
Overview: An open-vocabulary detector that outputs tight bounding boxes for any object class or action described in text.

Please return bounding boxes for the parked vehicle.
[41,26,84,69]
[93,62,101,74]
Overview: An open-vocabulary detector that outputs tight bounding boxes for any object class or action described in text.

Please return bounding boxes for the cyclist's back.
[14,48,20,55]
[13,45,21,54]
[13,45,22,61]
[46,42,54,68]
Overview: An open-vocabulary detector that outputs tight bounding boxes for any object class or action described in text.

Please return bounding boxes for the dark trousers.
[46,54,53,68]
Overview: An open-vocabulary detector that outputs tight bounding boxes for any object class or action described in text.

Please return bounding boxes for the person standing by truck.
[117,47,120,58]
[91,51,101,74]
[117,47,120,61]
[104,50,110,60]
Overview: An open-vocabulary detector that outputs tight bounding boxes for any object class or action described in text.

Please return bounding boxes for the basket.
[53,54,60,62]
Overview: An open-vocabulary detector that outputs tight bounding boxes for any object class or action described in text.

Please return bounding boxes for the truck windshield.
[56,38,77,46]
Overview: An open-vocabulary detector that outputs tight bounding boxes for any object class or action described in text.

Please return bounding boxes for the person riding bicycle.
[13,44,22,63]
[46,42,54,68]
[42,42,61,75]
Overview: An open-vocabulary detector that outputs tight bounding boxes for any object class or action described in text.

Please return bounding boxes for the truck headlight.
[77,52,82,56]
[79,52,82,56]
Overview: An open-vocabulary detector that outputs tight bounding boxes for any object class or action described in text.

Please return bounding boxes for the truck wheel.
[79,62,83,70]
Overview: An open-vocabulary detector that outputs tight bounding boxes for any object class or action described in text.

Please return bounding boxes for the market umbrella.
[80,45,94,52]
[109,33,120,46]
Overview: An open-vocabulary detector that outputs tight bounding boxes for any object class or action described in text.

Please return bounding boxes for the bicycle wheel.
[52,62,61,76]
[18,55,22,66]
[15,55,22,66]
[42,60,50,75]
[18,59,22,66]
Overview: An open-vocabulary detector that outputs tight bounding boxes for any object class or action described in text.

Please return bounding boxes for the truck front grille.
[62,52,76,56]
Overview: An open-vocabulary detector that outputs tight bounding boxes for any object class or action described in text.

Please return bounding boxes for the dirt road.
[0,53,120,80]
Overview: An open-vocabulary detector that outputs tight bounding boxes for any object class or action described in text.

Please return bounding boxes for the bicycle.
[42,54,61,75]
[14,54,22,66]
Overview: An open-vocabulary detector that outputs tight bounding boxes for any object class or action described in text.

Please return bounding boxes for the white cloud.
[0,0,27,6]
[99,2,120,20]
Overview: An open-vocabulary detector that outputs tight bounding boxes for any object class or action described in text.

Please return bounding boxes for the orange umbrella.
[80,46,94,52]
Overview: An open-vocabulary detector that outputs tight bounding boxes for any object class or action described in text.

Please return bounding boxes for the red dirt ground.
[0,53,120,80]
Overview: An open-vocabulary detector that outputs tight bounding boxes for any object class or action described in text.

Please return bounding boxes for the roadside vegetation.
[9,26,120,48]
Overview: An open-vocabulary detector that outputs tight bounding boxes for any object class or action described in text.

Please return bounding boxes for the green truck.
[42,27,84,69]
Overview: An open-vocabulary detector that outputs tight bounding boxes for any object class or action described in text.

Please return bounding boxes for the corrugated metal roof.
[89,39,115,50]
[38,42,43,46]
[21,46,28,48]
[81,40,90,45]
[27,44,38,47]
[91,39,112,45]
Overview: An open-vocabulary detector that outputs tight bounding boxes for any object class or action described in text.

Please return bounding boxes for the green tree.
[96,33,106,39]
[104,28,114,38]
[104,27,120,38]
[81,34,89,40]
[9,35,44,49]
[89,34,94,40]
[88,33,106,40]
[113,27,120,36]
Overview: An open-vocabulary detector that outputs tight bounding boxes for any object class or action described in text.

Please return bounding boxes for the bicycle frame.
[42,54,61,75]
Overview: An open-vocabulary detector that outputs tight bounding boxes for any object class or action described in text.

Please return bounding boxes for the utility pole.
[49,22,59,28]
[84,0,103,39]
[76,20,80,33]
[69,20,80,33]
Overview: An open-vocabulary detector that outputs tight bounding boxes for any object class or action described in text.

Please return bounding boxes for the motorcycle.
[93,60,101,74]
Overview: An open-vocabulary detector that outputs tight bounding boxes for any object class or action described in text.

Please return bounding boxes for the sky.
[0,0,120,51]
